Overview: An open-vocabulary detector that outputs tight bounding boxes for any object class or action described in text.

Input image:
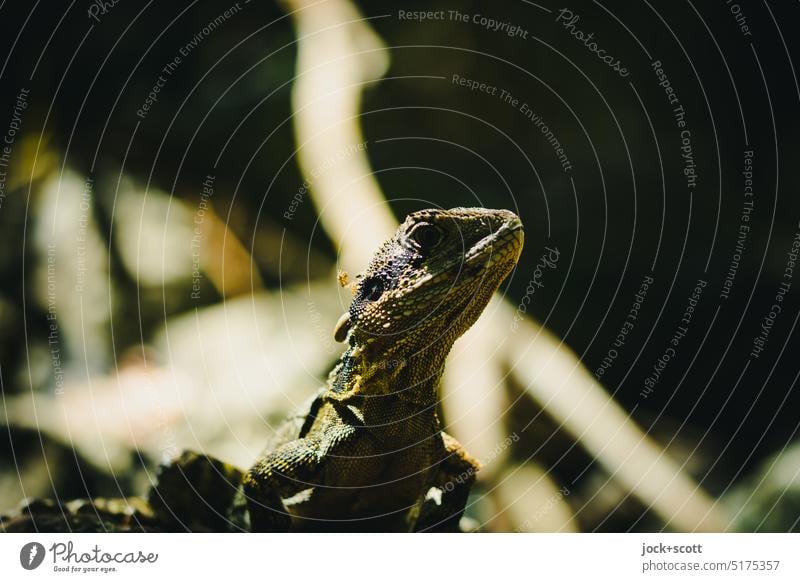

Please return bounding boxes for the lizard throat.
[326,337,451,406]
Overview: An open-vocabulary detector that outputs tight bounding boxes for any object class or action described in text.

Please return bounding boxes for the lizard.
[2,207,523,533]
[224,207,524,532]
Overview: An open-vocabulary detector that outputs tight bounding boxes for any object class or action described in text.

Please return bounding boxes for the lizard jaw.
[464,215,524,268]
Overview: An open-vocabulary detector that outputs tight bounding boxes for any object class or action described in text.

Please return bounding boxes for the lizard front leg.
[230,437,326,532]
[415,431,481,532]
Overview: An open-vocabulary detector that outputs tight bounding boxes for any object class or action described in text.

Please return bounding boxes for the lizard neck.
[325,334,454,408]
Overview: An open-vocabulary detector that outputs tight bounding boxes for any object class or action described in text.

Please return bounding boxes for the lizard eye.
[360,277,385,301]
[408,222,443,251]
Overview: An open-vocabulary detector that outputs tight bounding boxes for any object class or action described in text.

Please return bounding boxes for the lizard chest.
[288,419,443,529]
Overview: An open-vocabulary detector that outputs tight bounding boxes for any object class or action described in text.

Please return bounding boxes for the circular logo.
[19,542,46,570]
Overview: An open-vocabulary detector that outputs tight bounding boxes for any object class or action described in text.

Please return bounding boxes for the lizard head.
[335,207,523,357]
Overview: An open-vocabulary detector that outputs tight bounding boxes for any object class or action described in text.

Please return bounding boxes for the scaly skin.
[229,207,524,532]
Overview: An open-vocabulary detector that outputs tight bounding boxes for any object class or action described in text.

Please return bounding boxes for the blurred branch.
[196,202,264,298]
[288,0,395,272]
[506,307,724,531]
[285,0,726,531]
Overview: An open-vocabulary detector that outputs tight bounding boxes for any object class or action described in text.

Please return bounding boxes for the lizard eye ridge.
[408,222,443,251]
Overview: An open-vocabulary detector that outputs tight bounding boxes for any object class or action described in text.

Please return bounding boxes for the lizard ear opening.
[333,312,352,343]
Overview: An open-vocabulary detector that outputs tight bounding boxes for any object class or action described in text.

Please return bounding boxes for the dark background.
[0,0,798,529]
